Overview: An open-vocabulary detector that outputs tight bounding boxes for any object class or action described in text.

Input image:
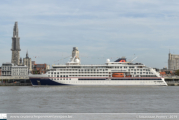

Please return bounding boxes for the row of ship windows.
[56,67,123,69]
[55,66,144,69]
[48,71,151,74]
[49,75,157,77]
[123,66,142,68]
[48,70,107,73]
[49,75,157,78]
[48,73,153,76]
[131,72,153,74]
[136,75,157,77]
[49,67,150,71]
[48,72,109,74]
[53,69,108,71]
[53,78,71,80]
[129,69,150,71]
[69,75,108,76]
[49,75,68,77]
[79,79,106,80]
[55,67,108,68]
[48,75,109,77]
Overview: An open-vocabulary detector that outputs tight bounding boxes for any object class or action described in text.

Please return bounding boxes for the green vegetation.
[33,70,40,74]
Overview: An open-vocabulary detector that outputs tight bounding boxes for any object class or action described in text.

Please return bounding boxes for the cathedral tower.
[11,22,21,65]
[23,51,32,71]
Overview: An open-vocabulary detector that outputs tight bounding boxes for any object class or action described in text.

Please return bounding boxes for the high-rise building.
[168,52,179,70]
[72,47,80,60]
[11,22,21,66]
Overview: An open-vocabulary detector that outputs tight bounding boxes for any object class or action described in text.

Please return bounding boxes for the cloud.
[0,0,179,68]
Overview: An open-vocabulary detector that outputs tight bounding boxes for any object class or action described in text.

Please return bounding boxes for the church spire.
[11,21,20,51]
[13,22,19,37]
[26,50,29,58]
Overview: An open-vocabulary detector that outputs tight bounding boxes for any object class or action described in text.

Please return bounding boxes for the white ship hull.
[29,75,167,86]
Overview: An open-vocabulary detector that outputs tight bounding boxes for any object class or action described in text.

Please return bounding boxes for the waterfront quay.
[164,76,179,86]
[0,76,31,86]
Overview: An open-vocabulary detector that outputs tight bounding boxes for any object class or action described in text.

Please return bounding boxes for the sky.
[0,0,179,69]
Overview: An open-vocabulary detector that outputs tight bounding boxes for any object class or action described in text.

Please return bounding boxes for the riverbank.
[0,83,32,86]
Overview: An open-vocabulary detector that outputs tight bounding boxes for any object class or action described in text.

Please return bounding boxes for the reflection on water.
[0,86,178,113]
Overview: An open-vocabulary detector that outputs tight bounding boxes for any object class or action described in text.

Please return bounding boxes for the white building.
[1,63,28,77]
[11,65,28,77]
[1,63,14,76]
[46,64,50,70]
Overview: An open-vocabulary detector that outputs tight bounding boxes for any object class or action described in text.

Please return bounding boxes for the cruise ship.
[29,48,167,86]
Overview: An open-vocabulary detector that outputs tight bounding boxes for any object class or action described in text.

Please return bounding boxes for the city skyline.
[1,0,179,68]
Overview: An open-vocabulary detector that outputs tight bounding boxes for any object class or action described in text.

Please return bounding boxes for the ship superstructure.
[29,49,167,86]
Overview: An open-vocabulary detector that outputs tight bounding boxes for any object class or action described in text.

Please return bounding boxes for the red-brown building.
[160,72,166,76]
[32,62,49,74]
[160,71,173,76]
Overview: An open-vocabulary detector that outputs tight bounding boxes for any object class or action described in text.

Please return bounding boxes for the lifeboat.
[112,73,131,77]
[112,73,124,77]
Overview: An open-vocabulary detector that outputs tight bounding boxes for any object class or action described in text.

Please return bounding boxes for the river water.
[0,86,178,113]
